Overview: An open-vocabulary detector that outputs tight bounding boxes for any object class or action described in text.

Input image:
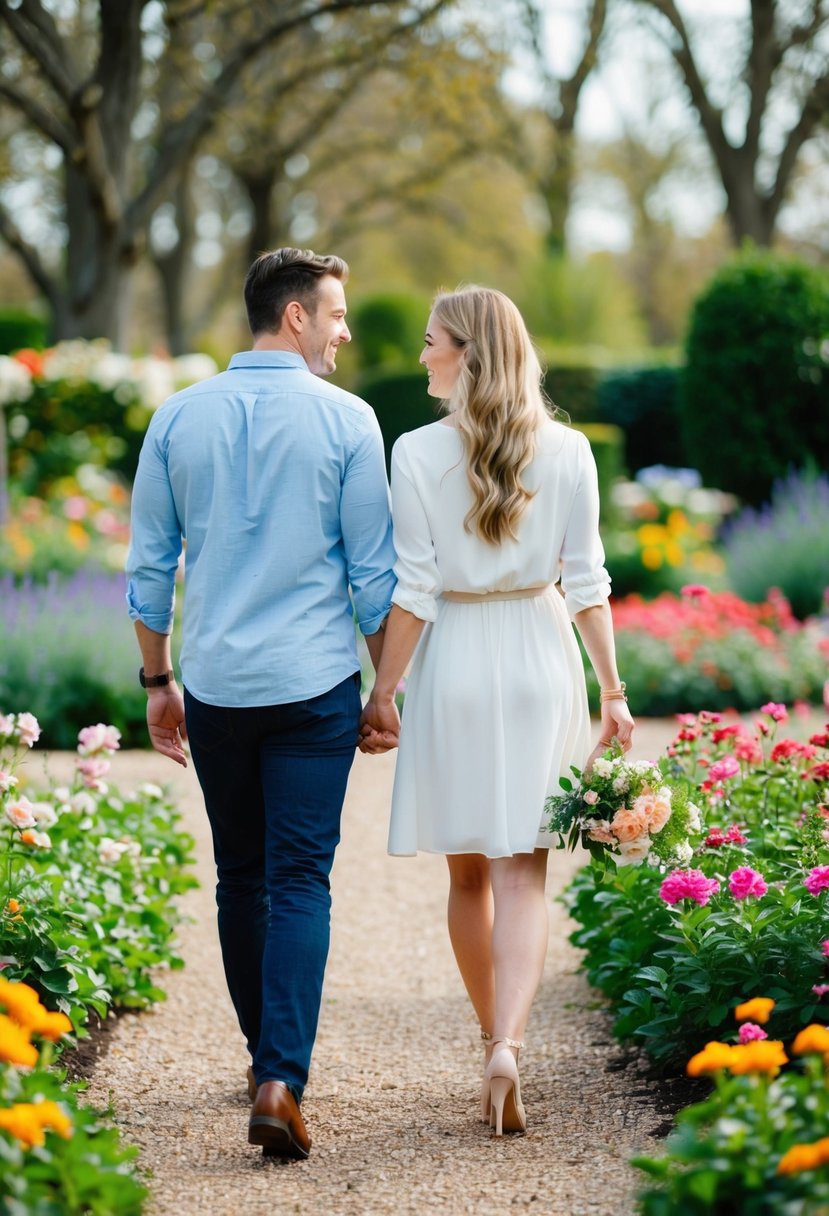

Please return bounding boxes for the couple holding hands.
[126,247,633,1160]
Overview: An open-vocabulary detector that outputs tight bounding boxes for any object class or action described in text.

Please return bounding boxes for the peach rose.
[633,791,672,834]
[610,806,649,843]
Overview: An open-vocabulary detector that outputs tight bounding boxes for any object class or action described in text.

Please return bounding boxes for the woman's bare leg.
[489,848,550,1045]
[446,853,495,1034]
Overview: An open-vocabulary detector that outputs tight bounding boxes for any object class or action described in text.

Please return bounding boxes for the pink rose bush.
[659,868,720,906]
[547,747,699,868]
[729,867,769,900]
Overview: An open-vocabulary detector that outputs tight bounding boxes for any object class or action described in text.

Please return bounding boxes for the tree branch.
[125,0,451,238]
[0,80,76,150]
[767,66,829,218]
[0,198,59,306]
[744,0,776,159]
[0,0,77,103]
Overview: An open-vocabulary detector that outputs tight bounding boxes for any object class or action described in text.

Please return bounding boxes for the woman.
[360,286,634,1136]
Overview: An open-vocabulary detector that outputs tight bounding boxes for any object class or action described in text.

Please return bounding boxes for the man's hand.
[358,696,400,754]
[146,687,188,767]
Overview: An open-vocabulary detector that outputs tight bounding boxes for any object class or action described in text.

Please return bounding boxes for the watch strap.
[139,667,175,688]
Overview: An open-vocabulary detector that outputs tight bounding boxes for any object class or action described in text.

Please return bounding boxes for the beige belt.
[442,584,553,604]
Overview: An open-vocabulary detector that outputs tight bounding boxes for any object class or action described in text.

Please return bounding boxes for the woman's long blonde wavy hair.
[434,286,550,545]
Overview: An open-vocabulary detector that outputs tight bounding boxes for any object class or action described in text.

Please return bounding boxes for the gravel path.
[48,721,681,1215]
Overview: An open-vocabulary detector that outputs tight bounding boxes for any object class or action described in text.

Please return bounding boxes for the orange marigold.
[727,1040,788,1076]
[0,1014,38,1068]
[734,997,775,1024]
[0,976,47,1032]
[37,1010,73,1042]
[0,1099,72,1149]
[778,1138,829,1176]
[687,1041,735,1076]
[791,1024,829,1056]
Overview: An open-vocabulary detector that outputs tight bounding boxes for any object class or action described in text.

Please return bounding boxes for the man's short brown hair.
[243,247,349,336]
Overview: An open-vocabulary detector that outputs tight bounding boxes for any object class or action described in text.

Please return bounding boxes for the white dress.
[386,418,611,858]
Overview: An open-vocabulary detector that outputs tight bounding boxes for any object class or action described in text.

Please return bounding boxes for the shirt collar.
[227,351,309,372]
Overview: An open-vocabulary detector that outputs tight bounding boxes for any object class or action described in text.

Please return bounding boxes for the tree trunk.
[541,128,576,255]
[243,169,279,268]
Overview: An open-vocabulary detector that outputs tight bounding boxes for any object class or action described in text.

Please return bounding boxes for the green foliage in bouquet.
[564,707,829,1071]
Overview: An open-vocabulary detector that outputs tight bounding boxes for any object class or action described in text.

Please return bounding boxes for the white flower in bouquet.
[31,802,58,829]
[617,837,652,865]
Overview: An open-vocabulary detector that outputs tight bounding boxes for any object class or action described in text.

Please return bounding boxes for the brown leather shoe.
[248,1081,311,1159]
[246,1066,257,1102]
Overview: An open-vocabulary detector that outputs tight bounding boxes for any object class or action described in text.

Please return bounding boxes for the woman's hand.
[358,695,401,754]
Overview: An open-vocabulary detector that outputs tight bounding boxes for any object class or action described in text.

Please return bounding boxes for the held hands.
[146,687,188,767]
[358,695,401,755]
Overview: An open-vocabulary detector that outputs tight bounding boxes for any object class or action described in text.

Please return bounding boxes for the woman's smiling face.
[420,312,465,398]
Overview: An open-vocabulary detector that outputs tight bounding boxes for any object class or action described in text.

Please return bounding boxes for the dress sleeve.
[389,437,441,622]
[559,431,612,619]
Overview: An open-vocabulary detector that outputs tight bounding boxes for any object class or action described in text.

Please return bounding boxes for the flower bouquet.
[545,746,701,867]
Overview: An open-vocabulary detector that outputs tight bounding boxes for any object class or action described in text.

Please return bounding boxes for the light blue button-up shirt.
[126,351,396,707]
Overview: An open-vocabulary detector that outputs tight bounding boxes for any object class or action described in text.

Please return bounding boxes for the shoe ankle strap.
[492,1036,524,1050]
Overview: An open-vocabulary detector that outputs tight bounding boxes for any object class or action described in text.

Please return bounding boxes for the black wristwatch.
[139,667,176,689]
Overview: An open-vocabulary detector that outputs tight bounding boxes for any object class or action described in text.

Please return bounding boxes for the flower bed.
[0,710,196,1210]
[562,705,829,1071]
[595,587,828,714]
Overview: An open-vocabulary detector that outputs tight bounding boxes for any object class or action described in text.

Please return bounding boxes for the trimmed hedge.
[597,366,684,474]
[681,250,829,506]
[0,310,47,355]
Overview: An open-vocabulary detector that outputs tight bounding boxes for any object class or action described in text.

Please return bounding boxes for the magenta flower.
[760,701,788,723]
[805,866,829,896]
[738,1022,768,1043]
[659,868,720,907]
[708,755,741,783]
[813,985,829,998]
[822,940,829,958]
[729,867,768,899]
[680,584,709,598]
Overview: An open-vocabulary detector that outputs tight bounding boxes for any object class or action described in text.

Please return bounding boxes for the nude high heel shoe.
[485,1037,526,1136]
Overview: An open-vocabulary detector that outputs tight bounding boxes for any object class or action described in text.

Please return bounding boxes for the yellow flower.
[791,1024,829,1056]
[637,524,666,547]
[778,1137,829,1176]
[31,1099,72,1139]
[641,546,663,570]
[0,1014,38,1068]
[0,976,47,1032]
[5,900,22,915]
[38,1010,73,1042]
[0,1100,73,1149]
[666,509,690,536]
[687,1041,735,1076]
[727,1039,788,1076]
[735,997,775,1024]
[664,540,685,568]
[66,521,90,550]
[0,1104,45,1148]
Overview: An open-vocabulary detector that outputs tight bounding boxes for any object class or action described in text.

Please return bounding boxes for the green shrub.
[597,366,684,473]
[723,467,829,620]
[8,379,152,494]
[0,310,47,355]
[573,422,624,523]
[350,292,430,371]
[681,251,829,506]
[356,368,437,472]
[541,359,602,422]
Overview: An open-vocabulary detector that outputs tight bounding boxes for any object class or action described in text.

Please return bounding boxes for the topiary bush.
[681,251,829,506]
[355,368,437,473]
[597,366,684,473]
[350,292,430,371]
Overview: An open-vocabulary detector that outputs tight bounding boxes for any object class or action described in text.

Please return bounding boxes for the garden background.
[0,1,828,1212]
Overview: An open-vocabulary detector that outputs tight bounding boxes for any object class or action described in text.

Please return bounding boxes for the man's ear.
[283,299,305,334]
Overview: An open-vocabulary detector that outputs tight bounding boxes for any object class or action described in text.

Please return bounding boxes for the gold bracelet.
[598,738,614,747]
[599,682,627,703]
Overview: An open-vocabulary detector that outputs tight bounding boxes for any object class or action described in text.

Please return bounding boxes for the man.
[126,248,396,1159]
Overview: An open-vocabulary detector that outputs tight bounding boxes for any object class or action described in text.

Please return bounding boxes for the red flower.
[805,763,829,784]
[13,348,44,378]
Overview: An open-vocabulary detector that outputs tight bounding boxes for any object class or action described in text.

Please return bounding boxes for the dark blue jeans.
[184,673,361,1102]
